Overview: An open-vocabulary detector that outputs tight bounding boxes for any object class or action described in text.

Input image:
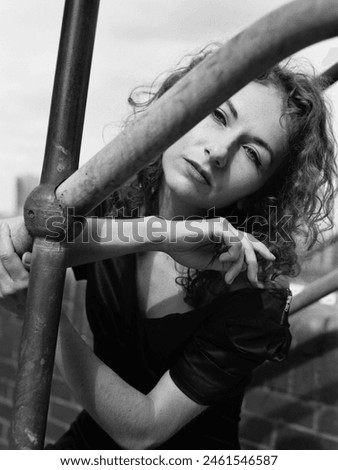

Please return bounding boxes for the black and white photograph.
[0,0,338,461]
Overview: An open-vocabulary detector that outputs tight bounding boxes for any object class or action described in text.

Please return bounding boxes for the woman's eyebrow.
[251,136,274,165]
[225,100,274,165]
[226,100,238,120]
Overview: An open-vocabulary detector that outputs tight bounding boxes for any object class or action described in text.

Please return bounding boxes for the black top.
[50,254,292,450]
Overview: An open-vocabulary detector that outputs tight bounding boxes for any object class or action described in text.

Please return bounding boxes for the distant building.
[16,174,39,214]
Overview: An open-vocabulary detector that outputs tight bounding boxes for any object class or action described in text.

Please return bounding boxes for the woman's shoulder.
[169,285,292,406]
[209,284,292,361]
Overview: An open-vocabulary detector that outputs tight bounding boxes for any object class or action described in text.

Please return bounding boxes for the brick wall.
[239,243,338,449]
[1,261,338,449]
[0,270,88,449]
[240,303,338,450]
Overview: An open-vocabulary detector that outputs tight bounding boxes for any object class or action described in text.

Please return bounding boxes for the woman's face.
[161,82,288,215]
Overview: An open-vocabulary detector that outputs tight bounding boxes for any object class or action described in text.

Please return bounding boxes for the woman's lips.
[185,158,211,186]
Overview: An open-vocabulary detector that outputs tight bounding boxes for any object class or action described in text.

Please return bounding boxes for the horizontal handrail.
[290,267,338,314]
[300,233,338,260]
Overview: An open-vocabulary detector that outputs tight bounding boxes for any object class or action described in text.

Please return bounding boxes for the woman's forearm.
[56,316,205,449]
[66,216,169,267]
[1,215,168,266]
[56,315,157,449]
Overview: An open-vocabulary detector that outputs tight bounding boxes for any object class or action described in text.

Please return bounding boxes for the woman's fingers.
[169,219,274,288]
[0,221,30,284]
[216,229,273,288]
[243,244,264,288]
[243,244,258,284]
[0,221,14,256]
[1,253,30,282]
[245,233,275,261]
[217,228,242,263]
[22,252,32,271]
[223,248,245,284]
[0,261,12,288]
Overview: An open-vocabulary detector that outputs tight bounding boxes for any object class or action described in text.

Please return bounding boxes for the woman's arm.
[56,315,206,449]
[67,216,275,285]
[66,216,168,267]
[0,215,277,315]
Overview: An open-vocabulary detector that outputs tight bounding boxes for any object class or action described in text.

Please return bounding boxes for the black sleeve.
[170,288,292,405]
[72,263,90,281]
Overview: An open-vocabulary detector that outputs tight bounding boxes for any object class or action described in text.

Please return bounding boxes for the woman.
[1,47,337,449]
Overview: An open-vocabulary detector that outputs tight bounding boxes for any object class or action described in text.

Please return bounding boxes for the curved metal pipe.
[321,61,338,87]
[55,0,338,216]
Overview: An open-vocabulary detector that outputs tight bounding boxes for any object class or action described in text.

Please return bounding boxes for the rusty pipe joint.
[23,184,81,244]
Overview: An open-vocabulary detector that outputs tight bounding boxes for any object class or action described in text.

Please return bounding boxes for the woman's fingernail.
[22,253,31,265]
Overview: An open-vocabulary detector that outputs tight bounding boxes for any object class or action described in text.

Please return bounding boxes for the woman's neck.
[158,184,205,219]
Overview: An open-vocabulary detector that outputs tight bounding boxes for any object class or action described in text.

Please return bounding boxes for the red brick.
[317,348,338,405]
[0,439,8,450]
[240,439,264,450]
[0,419,10,442]
[244,388,315,429]
[278,401,315,429]
[317,334,338,406]
[275,425,338,450]
[244,387,281,416]
[251,360,291,394]
[0,401,13,422]
[290,302,338,343]
[0,419,6,436]
[265,369,291,394]
[243,388,268,414]
[239,413,274,448]
[0,378,15,401]
[0,382,10,401]
[289,355,318,400]
[0,360,18,383]
[317,407,338,436]
[45,418,68,443]
[0,311,22,359]
[50,375,74,402]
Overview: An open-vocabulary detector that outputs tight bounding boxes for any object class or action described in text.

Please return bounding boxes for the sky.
[1,0,338,215]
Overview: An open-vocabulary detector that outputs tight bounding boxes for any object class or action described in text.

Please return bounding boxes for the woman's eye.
[212,108,227,126]
[244,146,262,168]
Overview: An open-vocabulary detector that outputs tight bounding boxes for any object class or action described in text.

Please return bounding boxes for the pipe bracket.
[23,184,68,243]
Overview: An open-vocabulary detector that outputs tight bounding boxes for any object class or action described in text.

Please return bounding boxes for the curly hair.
[101,45,337,307]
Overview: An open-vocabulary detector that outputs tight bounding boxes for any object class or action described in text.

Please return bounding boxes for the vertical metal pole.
[10,0,100,449]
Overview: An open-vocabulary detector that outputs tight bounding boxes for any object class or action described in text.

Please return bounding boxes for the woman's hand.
[0,221,30,315]
[163,218,275,288]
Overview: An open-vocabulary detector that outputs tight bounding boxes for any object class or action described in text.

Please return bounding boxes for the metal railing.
[7,0,338,449]
[9,0,100,449]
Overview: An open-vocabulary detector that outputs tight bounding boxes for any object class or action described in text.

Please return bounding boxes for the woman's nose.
[205,142,233,168]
